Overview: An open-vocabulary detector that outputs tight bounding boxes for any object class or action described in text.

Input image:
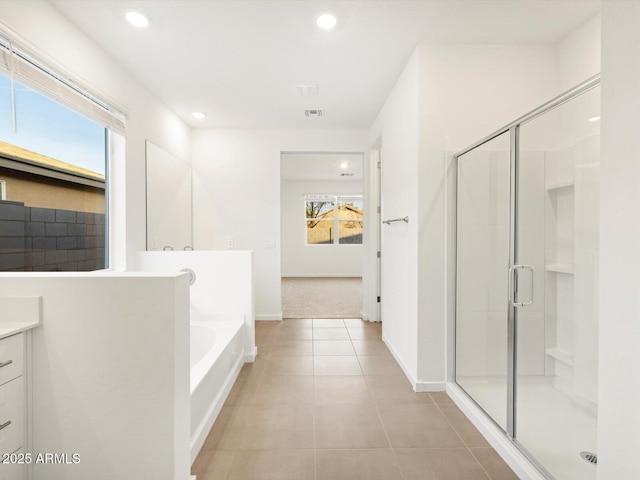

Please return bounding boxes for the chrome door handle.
[0,360,12,369]
[509,265,534,307]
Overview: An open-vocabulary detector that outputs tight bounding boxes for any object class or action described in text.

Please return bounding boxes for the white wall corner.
[360,311,369,321]
[244,345,258,363]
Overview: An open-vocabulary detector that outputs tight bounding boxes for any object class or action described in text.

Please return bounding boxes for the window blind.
[0,32,126,134]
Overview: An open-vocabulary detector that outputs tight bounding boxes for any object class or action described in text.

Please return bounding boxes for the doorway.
[280,152,364,318]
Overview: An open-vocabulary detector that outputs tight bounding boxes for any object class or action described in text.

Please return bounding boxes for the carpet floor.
[281,277,362,319]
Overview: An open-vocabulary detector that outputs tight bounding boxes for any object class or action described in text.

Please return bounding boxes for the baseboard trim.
[255,313,283,321]
[447,383,547,480]
[382,335,446,392]
[360,311,369,321]
[415,381,446,392]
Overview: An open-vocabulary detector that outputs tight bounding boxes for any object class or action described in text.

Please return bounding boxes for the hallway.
[192,319,518,479]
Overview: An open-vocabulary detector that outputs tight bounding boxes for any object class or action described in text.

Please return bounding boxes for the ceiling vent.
[305,109,323,117]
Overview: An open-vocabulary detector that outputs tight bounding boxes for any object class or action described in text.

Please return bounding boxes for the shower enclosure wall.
[454,77,600,480]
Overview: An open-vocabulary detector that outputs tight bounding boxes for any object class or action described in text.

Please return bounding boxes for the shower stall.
[454,76,600,480]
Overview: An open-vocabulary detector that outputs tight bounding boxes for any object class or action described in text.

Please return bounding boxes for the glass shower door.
[514,85,600,480]
[455,131,511,430]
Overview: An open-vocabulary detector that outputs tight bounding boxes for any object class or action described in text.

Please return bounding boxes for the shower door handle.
[509,265,534,307]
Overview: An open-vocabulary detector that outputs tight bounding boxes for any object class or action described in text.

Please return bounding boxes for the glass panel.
[455,130,511,431]
[337,196,363,218]
[306,198,335,219]
[0,73,107,272]
[306,220,334,244]
[338,220,363,244]
[515,85,600,480]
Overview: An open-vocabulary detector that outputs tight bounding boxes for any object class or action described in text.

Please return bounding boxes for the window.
[0,34,123,272]
[305,194,363,245]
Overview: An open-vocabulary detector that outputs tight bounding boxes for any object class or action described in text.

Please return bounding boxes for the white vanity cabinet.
[0,333,26,480]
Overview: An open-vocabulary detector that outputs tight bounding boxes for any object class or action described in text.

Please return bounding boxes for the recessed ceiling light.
[588,116,601,122]
[340,162,349,169]
[192,112,206,120]
[316,13,337,30]
[124,10,150,28]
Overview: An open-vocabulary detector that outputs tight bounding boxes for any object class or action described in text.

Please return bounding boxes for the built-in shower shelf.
[546,348,575,367]
[546,264,574,275]
[545,180,575,191]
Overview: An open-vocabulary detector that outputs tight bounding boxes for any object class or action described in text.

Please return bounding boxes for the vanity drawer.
[0,335,23,387]
[0,377,24,456]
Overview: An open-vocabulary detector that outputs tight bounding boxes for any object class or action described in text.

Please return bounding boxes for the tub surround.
[189,317,244,463]
[136,250,257,361]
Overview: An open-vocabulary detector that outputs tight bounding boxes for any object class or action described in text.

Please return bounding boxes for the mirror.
[145,141,192,250]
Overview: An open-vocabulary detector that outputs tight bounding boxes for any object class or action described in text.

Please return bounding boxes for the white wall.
[281,179,363,277]
[370,43,559,390]
[191,128,368,319]
[0,272,190,480]
[0,1,192,269]
[369,49,421,381]
[599,3,640,478]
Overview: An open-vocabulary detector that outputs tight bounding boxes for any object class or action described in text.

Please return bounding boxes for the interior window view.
[1,2,638,480]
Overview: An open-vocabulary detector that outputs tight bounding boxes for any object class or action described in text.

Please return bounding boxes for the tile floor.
[192,319,519,480]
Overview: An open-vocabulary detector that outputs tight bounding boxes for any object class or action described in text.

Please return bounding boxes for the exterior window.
[305,194,363,245]
[0,74,108,272]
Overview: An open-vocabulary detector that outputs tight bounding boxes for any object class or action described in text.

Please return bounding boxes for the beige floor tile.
[395,448,491,480]
[358,355,404,376]
[313,340,355,356]
[202,406,251,451]
[225,374,262,406]
[281,318,313,328]
[343,318,378,328]
[470,448,520,480]
[255,320,281,330]
[366,375,434,405]
[255,331,277,345]
[439,404,490,447]
[264,355,314,375]
[314,355,363,375]
[351,339,392,356]
[313,327,350,340]
[313,318,346,328]
[314,405,389,449]
[191,450,236,479]
[430,391,455,404]
[316,449,402,480]
[240,355,268,377]
[275,327,313,340]
[228,449,315,480]
[270,340,313,356]
[254,375,314,405]
[377,404,464,448]
[241,405,315,450]
[347,327,382,340]
[314,375,373,405]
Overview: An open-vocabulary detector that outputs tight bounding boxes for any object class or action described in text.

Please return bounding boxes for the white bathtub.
[189,315,245,463]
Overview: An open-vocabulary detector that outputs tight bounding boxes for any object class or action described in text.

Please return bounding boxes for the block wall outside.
[0,200,105,271]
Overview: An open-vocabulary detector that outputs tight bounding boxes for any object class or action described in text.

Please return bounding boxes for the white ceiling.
[50,0,600,130]
[281,152,363,181]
